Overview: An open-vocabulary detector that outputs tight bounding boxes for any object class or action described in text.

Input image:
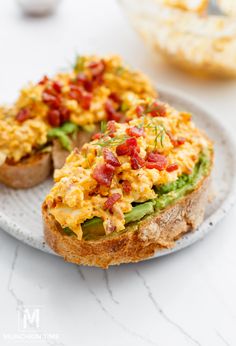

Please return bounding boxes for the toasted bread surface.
[43,173,210,268]
[0,152,52,189]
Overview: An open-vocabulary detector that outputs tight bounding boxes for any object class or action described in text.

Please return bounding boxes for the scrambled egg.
[0,55,156,163]
[45,100,212,239]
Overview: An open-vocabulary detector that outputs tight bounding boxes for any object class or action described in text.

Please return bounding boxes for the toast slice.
[43,171,210,268]
[0,152,52,189]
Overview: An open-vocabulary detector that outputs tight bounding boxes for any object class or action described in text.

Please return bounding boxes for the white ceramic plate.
[0,87,236,258]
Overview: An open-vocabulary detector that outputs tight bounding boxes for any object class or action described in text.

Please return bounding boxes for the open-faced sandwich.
[0,56,156,189]
[42,98,213,268]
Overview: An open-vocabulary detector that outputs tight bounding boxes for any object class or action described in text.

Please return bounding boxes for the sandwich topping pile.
[45,99,213,240]
[0,56,156,165]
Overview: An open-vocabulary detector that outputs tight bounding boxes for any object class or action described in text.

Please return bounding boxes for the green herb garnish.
[74,56,86,73]
[100,121,107,133]
[93,135,129,148]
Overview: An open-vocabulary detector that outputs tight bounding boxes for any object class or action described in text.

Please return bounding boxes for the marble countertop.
[0,1,236,345]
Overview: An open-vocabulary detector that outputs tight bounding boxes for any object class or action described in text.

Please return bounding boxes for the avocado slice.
[47,122,78,151]
[82,201,154,238]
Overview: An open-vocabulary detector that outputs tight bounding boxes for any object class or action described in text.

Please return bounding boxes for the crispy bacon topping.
[47,106,70,127]
[103,148,121,167]
[92,163,115,187]
[107,120,116,135]
[126,126,144,138]
[104,193,121,211]
[15,108,31,123]
[147,102,166,117]
[89,60,105,78]
[69,85,92,110]
[109,92,121,104]
[167,132,186,147]
[76,72,87,84]
[116,137,138,156]
[130,151,145,170]
[38,75,49,85]
[47,109,61,127]
[135,105,144,117]
[121,180,132,194]
[52,81,62,94]
[105,100,122,122]
[146,152,167,170]
[92,132,102,140]
[75,73,93,92]
[59,106,70,123]
[166,163,179,172]
[42,90,61,109]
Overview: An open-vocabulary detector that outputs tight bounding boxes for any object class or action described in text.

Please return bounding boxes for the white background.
[0,0,236,345]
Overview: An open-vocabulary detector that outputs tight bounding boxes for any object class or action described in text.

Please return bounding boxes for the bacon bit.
[15,108,31,123]
[126,126,144,138]
[175,137,186,146]
[146,152,167,171]
[89,60,105,77]
[116,137,138,156]
[105,100,122,122]
[104,193,121,211]
[84,79,93,92]
[76,72,87,84]
[52,81,62,93]
[16,108,31,123]
[47,109,61,127]
[103,148,121,167]
[167,131,186,147]
[42,91,61,108]
[92,163,115,187]
[109,92,121,104]
[38,75,49,85]
[80,91,92,110]
[131,151,145,170]
[76,73,93,92]
[47,106,70,127]
[166,163,179,172]
[148,102,166,117]
[122,180,132,194]
[92,132,102,140]
[69,85,92,110]
[59,106,70,123]
[135,105,144,117]
[107,120,116,135]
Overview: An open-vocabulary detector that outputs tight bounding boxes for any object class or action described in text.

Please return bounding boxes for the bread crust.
[43,174,210,268]
[0,152,52,189]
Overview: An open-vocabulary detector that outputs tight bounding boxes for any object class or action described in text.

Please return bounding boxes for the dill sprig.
[93,134,129,148]
[100,120,107,133]
[140,120,166,149]
[74,55,86,73]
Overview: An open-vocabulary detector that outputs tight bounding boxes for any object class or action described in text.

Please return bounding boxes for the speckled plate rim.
[0,85,236,259]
